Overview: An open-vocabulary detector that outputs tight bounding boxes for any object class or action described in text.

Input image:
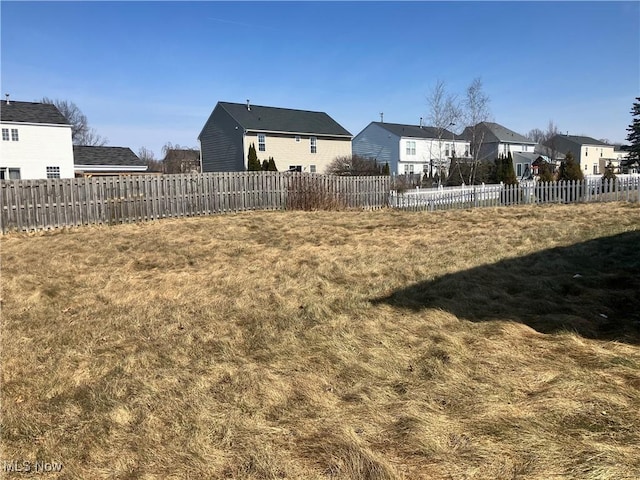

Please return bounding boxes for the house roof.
[464,122,535,144]
[512,151,544,163]
[0,100,69,125]
[371,121,461,140]
[548,134,610,147]
[217,101,352,137]
[163,148,200,162]
[73,146,145,167]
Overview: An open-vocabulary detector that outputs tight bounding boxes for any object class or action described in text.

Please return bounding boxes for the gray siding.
[352,123,400,174]
[199,105,245,172]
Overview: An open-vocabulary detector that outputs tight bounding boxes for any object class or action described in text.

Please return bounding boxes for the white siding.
[0,122,74,179]
[400,137,470,176]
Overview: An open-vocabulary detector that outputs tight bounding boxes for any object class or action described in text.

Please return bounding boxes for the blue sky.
[2,1,639,158]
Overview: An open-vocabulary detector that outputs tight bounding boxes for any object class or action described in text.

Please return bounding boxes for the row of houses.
[0,97,633,180]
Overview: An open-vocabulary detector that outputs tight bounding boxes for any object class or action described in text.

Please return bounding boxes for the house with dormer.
[198,101,352,174]
[0,97,74,180]
[352,121,470,177]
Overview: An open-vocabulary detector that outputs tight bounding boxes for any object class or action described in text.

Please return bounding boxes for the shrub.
[247,143,261,171]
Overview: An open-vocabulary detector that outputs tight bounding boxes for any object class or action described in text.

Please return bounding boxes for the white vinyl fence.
[390,176,640,211]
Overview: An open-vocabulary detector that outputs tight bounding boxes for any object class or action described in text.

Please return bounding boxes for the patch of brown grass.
[1,203,639,479]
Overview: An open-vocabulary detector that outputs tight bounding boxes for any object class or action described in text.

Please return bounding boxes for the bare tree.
[453,77,491,185]
[138,147,163,172]
[532,120,562,161]
[40,97,108,146]
[326,155,384,176]
[527,128,545,143]
[426,80,461,183]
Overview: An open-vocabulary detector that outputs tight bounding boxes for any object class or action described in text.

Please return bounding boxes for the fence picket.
[1,173,638,233]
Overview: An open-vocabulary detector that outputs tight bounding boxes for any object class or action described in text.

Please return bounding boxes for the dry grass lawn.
[1,202,640,479]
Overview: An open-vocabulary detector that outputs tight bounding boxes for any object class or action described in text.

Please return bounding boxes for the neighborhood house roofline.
[370,122,464,141]
[0,100,70,125]
[198,101,352,140]
[73,145,145,167]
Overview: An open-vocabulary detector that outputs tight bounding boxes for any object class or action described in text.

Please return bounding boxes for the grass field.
[1,202,639,479]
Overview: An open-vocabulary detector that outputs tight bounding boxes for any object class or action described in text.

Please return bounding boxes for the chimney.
[419,117,423,128]
[5,93,9,105]
[380,112,384,123]
[246,99,251,111]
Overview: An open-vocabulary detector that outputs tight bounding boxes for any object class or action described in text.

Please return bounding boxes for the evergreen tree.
[262,159,269,171]
[625,97,640,170]
[247,143,261,171]
[602,161,617,191]
[267,157,278,171]
[502,152,518,185]
[557,151,584,181]
[537,161,555,182]
[382,162,390,175]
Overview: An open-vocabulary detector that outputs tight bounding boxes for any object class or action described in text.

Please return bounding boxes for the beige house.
[198,101,352,173]
[545,135,616,175]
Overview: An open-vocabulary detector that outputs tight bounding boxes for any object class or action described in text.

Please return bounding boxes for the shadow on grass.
[372,231,640,344]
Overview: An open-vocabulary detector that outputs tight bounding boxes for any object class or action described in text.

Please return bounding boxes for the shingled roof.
[217,101,351,137]
[465,122,535,144]
[73,146,145,167]
[548,134,610,147]
[373,121,461,140]
[1,100,69,125]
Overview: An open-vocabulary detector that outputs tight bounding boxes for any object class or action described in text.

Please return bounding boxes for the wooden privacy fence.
[0,172,391,233]
[390,177,640,211]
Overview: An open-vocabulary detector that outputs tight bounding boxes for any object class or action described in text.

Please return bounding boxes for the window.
[2,129,8,141]
[258,134,266,152]
[1,168,21,180]
[585,147,588,157]
[406,140,416,155]
[309,164,316,173]
[11,129,18,141]
[46,166,61,178]
[289,165,302,172]
[295,136,301,143]
[445,144,450,157]
[593,165,598,174]
[517,164,522,177]
[310,137,317,154]
[408,164,415,174]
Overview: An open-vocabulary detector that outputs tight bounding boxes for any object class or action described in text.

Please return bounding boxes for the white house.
[0,97,74,180]
[198,101,352,174]
[352,121,469,177]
